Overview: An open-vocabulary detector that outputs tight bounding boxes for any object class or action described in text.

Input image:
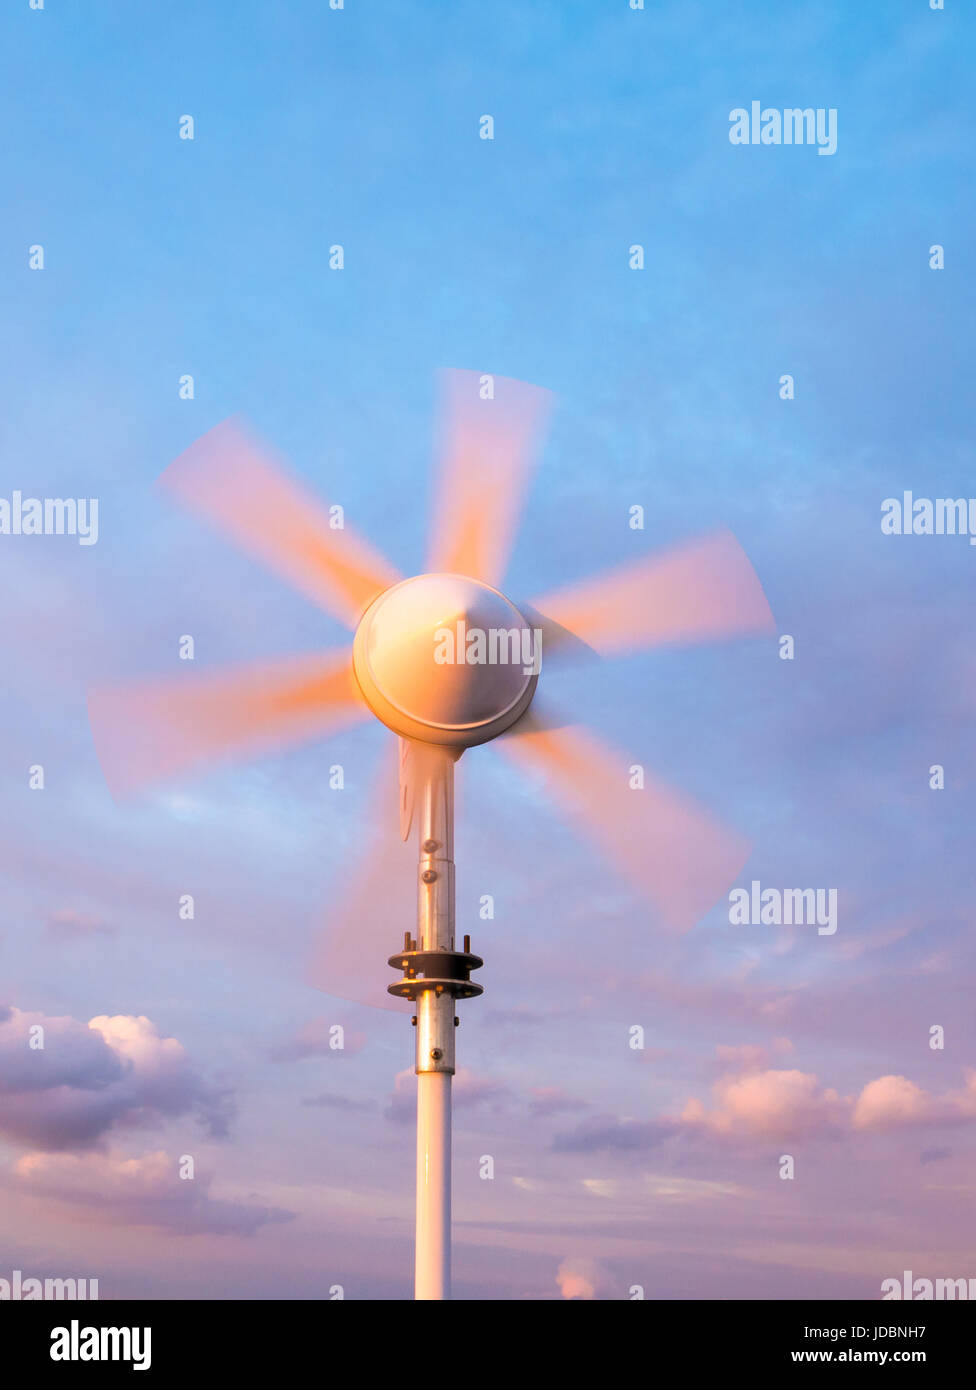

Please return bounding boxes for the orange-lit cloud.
[555,1256,606,1300]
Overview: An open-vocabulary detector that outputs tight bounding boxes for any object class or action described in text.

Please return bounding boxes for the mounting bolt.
[411,1016,417,1027]
[422,838,439,853]
[421,869,437,884]
[454,1017,459,1027]
[430,1048,443,1061]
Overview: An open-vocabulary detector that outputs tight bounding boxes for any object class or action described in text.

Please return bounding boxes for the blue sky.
[2,0,975,1300]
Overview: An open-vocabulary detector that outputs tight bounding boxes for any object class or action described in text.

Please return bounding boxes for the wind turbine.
[89,368,774,1300]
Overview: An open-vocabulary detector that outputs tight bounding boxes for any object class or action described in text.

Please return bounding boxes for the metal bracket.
[388,944,484,1002]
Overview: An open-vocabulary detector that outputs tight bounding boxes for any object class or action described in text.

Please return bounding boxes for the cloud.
[680,1069,847,1140]
[552,1056,976,1153]
[8,1150,294,1236]
[581,1178,616,1199]
[678,1068,976,1141]
[512,1176,545,1193]
[0,1006,232,1151]
[852,1072,976,1132]
[643,1173,746,1200]
[556,1256,608,1300]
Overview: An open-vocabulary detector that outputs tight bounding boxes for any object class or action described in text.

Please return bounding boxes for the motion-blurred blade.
[519,605,601,666]
[426,369,552,587]
[89,651,366,799]
[160,418,401,628]
[308,739,414,1011]
[529,529,774,659]
[496,712,750,930]
[399,736,416,841]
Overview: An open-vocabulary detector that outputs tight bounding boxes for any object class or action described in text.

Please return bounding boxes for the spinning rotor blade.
[161,418,401,628]
[497,710,750,930]
[530,529,774,659]
[89,651,366,799]
[308,739,414,1011]
[426,369,552,587]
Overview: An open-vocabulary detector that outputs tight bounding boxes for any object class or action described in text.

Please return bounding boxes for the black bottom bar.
[4,1298,971,1375]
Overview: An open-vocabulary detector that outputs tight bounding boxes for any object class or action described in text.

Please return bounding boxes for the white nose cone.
[353,574,538,747]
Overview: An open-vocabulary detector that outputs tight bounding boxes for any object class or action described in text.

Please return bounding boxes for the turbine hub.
[352,573,539,747]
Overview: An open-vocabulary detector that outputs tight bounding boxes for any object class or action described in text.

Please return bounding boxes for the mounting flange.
[388,946,484,1001]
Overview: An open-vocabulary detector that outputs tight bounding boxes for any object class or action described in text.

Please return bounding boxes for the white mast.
[414,749,456,1300]
[388,745,484,1299]
[355,574,537,1300]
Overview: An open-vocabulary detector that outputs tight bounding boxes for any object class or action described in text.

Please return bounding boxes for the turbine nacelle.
[352,572,539,748]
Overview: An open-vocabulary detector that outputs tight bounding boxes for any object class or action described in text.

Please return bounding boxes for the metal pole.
[414,747,456,1301]
[415,1070,451,1300]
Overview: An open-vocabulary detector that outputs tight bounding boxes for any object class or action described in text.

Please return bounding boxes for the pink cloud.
[680,1069,846,1139]
[555,1256,608,1300]
[852,1072,976,1132]
[677,1067,976,1141]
